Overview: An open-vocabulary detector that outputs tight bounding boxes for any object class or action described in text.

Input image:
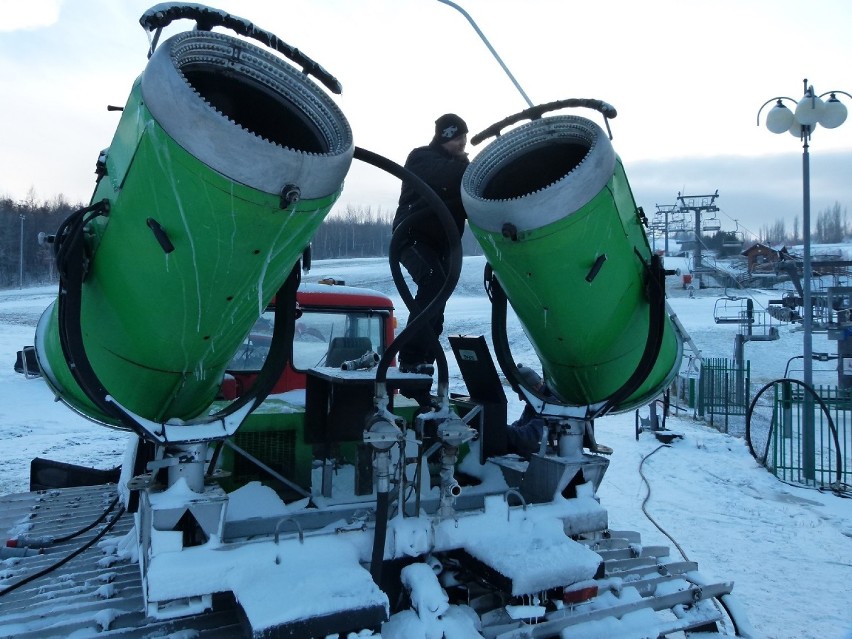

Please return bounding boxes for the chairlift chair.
[713,296,748,324]
[722,231,744,249]
[701,216,721,232]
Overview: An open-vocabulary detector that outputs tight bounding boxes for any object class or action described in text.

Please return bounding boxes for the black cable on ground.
[0,504,126,597]
[638,444,690,561]
[4,494,121,548]
[54,494,121,543]
[639,443,754,637]
[820,483,852,498]
[781,478,852,497]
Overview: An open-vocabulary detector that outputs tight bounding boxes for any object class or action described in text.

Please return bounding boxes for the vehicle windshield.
[227,308,386,371]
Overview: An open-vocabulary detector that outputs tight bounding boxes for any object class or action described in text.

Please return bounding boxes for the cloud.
[0,0,62,32]
[627,152,852,242]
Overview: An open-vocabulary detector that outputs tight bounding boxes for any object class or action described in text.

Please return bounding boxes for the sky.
[2,0,852,241]
[1,255,852,637]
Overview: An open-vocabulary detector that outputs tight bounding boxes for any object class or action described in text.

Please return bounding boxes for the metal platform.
[0,485,245,638]
[1,485,742,638]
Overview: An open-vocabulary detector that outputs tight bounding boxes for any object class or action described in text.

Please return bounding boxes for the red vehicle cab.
[220,280,397,400]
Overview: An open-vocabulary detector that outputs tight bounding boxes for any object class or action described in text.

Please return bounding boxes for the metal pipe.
[503,488,527,521]
[224,439,311,499]
[274,517,304,545]
[436,0,534,108]
[438,446,460,518]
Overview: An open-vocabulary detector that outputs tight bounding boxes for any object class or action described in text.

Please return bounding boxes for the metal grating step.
[1,485,248,638]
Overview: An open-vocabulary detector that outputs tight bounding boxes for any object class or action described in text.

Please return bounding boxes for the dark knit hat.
[433,113,468,143]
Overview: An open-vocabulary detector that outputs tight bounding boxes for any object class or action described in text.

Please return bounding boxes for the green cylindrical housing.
[35,30,353,425]
[462,116,681,413]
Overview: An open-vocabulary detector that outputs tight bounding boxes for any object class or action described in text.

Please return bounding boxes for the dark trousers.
[399,242,449,366]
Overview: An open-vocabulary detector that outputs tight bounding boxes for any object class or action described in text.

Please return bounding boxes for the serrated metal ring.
[141,30,353,198]
[462,116,615,233]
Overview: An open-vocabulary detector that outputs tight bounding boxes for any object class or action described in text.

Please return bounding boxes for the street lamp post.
[757,78,850,481]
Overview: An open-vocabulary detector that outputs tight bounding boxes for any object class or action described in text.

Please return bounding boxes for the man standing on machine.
[393,113,470,375]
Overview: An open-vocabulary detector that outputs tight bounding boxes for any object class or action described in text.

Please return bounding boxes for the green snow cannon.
[35,25,353,432]
[462,115,682,413]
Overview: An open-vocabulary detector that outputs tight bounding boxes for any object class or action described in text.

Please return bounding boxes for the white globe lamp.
[795,91,826,126]
[819,94,848,129]
[765,100,794,134]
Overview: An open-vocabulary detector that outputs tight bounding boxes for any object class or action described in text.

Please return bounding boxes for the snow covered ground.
[1,255,851,638]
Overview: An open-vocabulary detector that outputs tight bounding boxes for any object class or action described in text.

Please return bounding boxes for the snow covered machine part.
[34,25,353,428]
[462,116,682,413]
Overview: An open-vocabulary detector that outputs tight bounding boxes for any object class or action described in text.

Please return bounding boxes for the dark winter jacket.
[393,141,470,251]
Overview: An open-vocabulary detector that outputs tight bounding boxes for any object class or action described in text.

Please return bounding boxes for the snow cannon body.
[34,26,353,427]
[462,116,682,413]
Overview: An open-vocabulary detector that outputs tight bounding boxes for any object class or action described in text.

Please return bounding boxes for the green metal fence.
[698,358,751,433]
[747,382,851,488]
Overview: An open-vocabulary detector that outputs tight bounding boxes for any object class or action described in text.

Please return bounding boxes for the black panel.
[449,335,508,460]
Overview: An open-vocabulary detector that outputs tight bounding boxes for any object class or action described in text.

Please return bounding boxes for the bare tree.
[814,202,847,244]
